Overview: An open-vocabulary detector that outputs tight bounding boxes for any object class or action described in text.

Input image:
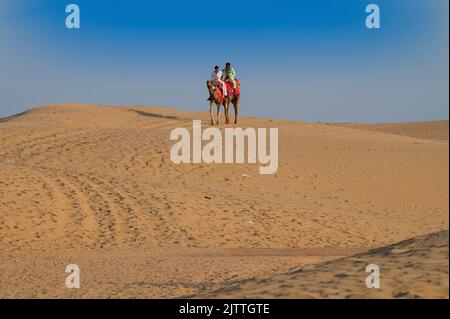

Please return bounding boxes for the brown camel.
[206,80,225,125]
[207,80,240,125]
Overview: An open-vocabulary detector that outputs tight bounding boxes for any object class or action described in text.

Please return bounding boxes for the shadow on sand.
[131,110,180,120]
[0,111,29,123]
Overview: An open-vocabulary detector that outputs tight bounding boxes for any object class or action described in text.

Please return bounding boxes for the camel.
[206,80,224,125]
[206,80,240,125]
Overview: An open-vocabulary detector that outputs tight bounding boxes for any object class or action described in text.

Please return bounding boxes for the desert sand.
[0,104,448,298]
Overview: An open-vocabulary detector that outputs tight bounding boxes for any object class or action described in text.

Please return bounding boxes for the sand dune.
[338,121,449,141]
[0,104,448,298]
[193,230,449,299]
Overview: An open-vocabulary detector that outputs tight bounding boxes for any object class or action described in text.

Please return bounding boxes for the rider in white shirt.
[211,66,227,96]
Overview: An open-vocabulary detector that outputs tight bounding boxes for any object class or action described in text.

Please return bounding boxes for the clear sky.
[0,0,448,122]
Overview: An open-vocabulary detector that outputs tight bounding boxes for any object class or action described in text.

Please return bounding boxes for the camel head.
[206,80,217,97]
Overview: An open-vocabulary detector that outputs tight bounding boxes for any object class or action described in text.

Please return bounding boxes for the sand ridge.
[0,104,448,298]
[192,230,449,299]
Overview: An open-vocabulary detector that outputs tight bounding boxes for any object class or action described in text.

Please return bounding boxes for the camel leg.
[234,99,239,124]
[209,100,215,125]
[216,102,221,125]
[224,99,230,124]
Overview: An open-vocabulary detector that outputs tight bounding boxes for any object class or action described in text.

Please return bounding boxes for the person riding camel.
[210,65,227,97]
[223,62,237,89]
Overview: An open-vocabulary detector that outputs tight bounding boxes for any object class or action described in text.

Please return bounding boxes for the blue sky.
[0,0,448,122]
